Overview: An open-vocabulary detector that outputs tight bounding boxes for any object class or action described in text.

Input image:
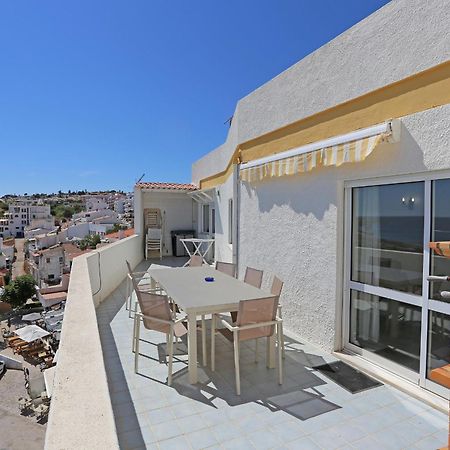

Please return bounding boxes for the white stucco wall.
[238,104,450,351]
[141,191,197,256]
[192,0,450,184]
[212,174,234,263]
[46,235,143,450]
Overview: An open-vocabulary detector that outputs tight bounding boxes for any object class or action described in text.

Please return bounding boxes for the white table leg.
[188,313,198,384]
[266,334,276,369]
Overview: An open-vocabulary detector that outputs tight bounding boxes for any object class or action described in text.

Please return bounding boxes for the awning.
[15,324,50,342]
[188,188,215,204]
[240,120,400,183]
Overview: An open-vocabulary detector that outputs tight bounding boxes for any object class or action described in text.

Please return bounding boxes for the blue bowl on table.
[205,277,215,282]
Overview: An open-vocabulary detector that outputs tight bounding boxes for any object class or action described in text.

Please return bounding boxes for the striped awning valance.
[240,121,397,183]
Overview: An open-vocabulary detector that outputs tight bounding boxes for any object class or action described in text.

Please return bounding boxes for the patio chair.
[131,276,187,386]
[188,255,203,267]
[125,260,165,317]
[230,266,264,322]
[211,296,283,395]
[215,261,236,278]
[145,228,163,260]
[244,267,263,288]
[271,276,285,358]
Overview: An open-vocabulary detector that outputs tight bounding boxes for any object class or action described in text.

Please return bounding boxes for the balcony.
[45,236,448,449]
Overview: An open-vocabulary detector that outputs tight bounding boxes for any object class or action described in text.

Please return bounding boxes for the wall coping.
[45,235,143,449]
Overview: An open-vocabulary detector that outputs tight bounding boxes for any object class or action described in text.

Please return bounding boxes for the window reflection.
[350,291,421,372]
[427,311,450,386]
[352,182,424,295]
[430,179,450,302]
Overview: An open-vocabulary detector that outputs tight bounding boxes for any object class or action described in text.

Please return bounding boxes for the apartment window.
[346,176,450,394]
[228,199,233,244]
[59,257,63,263]
[202,205,210,233]
[48,274,54,280]
[211,208,216,234]
[46,258,51,263]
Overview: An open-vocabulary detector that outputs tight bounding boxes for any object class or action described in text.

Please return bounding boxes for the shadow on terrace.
[96,258,447,450]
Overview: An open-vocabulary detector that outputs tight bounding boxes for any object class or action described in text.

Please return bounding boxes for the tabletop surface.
[179,238,214,242]
[148,266,271,312]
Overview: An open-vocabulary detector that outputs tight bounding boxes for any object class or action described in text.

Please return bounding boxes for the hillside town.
[0,191,134,287]
[0,191,134,444]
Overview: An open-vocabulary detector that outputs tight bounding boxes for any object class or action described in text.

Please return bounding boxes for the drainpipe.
[232,164,240,275]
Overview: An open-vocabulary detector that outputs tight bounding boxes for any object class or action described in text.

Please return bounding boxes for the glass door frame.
[343,170,450,398]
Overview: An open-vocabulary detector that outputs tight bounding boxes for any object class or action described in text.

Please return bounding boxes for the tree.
[107,223,127,234]
[1,275,36,308]
[79,234,101,250]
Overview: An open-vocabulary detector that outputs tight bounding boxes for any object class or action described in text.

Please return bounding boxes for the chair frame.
[270,276,286,359]
[215,261,236,278]
[211,311,283,396]
[126,271,163,318]
[133,309,186,386]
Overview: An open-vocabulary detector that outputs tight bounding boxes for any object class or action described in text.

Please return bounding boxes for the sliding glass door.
[345,175,450,396]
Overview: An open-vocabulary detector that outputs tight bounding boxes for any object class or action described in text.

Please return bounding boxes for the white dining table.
[147,265,274,384]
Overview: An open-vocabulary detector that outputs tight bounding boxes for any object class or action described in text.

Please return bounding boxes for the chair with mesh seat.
[130,272,187,386]
[125,260,166,318]
[271,276,285,358]
[244,267,263,288]
[229,266,263,323]
[215,261,236,278]
[211,296,283,395]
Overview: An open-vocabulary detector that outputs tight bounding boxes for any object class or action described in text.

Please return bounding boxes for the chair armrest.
[220,318,282,333]
[174,313,187,323]
[136,312,173,326]
[220,319,236,331]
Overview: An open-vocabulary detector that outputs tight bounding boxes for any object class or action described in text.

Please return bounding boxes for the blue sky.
[0,0,389,195]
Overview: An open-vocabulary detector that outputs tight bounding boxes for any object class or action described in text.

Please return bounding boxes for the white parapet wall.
[45,235,143,450]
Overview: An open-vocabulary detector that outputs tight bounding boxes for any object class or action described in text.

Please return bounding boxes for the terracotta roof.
[62,243,92,260]
[135,182,197,191]
[105,228,135,239]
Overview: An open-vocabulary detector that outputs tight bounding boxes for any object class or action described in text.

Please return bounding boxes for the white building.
[0,238,14,269]
[134,0,450,400]
[29,245,65,286]
[0,202,53,238]
[84,195,108,211]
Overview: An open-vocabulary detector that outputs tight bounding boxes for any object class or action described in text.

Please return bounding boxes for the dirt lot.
[0,329,46,450]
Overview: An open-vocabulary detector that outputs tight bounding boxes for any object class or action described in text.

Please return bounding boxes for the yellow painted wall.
[200,60,450,190]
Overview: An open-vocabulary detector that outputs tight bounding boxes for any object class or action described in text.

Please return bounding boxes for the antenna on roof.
[135,173,145,184]
[224,115,233,127]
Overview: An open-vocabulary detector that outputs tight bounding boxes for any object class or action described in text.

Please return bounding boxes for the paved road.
[12,238,25,279]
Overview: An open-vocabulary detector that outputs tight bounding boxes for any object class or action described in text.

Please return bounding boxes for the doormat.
[313,361,383,394]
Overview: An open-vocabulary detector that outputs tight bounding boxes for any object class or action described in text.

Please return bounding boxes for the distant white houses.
[84,195,108,212]
[0,238,14,270]
[0,201,53,238]
[28,245,65,286]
